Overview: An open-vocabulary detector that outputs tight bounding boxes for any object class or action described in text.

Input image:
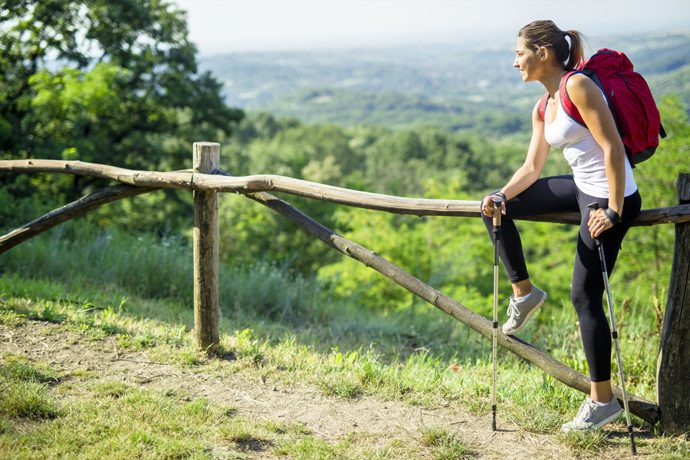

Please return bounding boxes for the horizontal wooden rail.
[2,159,689,226]
[0,160,195,188]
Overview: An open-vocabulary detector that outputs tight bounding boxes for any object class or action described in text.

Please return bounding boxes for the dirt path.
[1,320,580,458]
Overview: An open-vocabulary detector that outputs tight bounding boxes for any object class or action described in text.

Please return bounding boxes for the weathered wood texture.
[0,184,154,256]
[2,160,689,225]
[658,173,690,434]
[243,188,660,424]
[192,143,220,354]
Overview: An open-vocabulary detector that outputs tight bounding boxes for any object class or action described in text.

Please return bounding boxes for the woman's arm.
[481,100,550,217]
[566,74,627,236]
[501,100,551,198]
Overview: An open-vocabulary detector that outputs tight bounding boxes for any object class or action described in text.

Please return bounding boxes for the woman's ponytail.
[564,30,585,70]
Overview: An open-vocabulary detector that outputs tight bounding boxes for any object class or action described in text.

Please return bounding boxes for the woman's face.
[513,37,541,82]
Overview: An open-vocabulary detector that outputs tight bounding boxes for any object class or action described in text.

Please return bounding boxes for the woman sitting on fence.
[480,20,641,432]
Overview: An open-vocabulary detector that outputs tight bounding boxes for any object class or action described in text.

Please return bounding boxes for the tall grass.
[0,220,323,325]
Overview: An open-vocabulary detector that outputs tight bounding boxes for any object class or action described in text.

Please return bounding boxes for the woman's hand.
[481,194,506,218]
[587,208,614,238]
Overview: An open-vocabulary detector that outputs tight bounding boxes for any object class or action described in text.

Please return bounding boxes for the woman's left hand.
[588,208,614,239]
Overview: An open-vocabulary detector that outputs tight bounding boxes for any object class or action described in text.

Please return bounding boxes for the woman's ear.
[538,46,548,62]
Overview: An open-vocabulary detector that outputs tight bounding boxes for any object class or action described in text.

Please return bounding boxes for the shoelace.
[506,298,521,321]
[575,399,596,422]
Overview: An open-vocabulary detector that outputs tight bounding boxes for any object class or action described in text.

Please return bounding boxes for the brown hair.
[518,20,584,70]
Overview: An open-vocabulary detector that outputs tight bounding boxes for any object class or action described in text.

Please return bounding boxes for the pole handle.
[587,202,603,246]
[492,197,502,227]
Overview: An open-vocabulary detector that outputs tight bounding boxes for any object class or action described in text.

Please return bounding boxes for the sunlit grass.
[559,430,611,457]
[0,359,61,421]
[420,427,474,460]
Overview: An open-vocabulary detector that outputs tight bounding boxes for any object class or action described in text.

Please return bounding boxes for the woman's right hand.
[481,193,507,217]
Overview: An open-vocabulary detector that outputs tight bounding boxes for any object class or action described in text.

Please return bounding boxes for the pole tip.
[629,431,637,455]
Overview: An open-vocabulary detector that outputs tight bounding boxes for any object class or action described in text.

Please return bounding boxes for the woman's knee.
[570,288,591,313]
[570,281,603,317]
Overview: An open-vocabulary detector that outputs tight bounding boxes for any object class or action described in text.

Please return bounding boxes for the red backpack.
[539,48,666,165]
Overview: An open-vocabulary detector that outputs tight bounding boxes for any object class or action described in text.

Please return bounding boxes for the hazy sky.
[171,0,690,55]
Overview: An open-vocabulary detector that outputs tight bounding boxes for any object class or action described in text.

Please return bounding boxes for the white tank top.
[543,90,637,198]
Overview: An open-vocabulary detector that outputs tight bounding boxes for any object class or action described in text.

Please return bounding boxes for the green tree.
[0,0,243,230]
[615,95,690,303]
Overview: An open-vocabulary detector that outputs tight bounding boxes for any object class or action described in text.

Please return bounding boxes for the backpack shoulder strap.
[538,93,549,120]
[559,70,586,127]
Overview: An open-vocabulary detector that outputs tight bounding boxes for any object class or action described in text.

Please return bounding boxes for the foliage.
[222,97,687,317]
[0,0,243,231]
[616,95,690,302]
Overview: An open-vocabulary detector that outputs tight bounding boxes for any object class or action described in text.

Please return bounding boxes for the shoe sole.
[562,408,623,433]
[502,293,547,336]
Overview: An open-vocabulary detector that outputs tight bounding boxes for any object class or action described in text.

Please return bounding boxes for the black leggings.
[482,175,641,382]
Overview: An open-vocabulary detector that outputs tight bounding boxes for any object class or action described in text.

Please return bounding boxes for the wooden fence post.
[193,142,220,354]
[658,173,690,434]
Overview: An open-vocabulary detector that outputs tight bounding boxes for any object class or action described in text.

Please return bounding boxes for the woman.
[481,20,641,432]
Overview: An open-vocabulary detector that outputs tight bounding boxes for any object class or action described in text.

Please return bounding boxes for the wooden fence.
[0,142,688,434]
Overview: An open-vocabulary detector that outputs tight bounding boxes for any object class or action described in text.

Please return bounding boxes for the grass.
[0,360,232,458]
[0,224,689,458]
[0,221,325,326]
[559,430,611,456]
[0,358,61,421]
[0,380,61,420]
[420,427,474,459]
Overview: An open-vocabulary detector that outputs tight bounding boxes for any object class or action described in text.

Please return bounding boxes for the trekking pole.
[491,197,502,432]
[587,202,636,455]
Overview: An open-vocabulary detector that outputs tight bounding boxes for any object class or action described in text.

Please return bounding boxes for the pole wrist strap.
[604,208,621,225]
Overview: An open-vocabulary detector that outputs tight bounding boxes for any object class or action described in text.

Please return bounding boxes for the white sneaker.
[502,286,547,335]
[562,397,623,432]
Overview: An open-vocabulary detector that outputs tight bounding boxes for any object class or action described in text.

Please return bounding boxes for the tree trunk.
[658,173,690,434]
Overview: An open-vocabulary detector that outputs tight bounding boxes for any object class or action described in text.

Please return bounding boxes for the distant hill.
[200,32,690,134]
